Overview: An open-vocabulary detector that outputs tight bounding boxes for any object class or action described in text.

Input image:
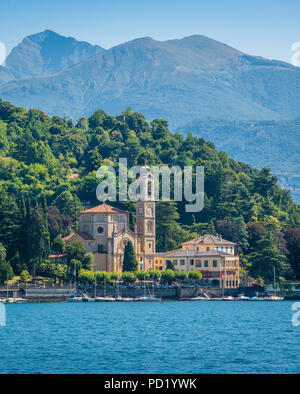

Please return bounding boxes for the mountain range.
[0,30,299,201]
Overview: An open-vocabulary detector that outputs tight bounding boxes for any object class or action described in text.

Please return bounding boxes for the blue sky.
[1,0,299,63]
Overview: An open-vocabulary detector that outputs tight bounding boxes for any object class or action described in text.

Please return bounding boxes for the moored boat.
[248,296,265,301]
[137,296,161,302]
[95,297,115,302]
[115,297,135,302]
[264,295,284,301]
[14,298,27,303]
[66,296,83,302]
[222,296,235,301]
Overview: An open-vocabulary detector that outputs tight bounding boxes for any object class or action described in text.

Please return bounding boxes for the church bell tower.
[136,166,156,270]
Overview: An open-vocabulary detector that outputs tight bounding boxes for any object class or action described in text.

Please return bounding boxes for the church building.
[63,167,156,272]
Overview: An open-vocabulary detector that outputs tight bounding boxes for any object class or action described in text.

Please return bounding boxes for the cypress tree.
[122,241,138,272]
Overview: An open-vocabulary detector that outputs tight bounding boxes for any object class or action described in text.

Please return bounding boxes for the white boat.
[138,296,161,302]
[237,295,250,301]
[82,297,96,302]
[189,296,210,301]
[14,298,27,303]
[66,296,83,302]
[222,296,235,301]
[4,298,15,303]
[264,295,284,301]
[115,297,135,302]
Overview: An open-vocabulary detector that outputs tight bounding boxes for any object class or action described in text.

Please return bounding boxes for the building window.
[196,260,201,267]
[196,247,199,251]
[213,260,217,267]
[147,221,153,233]
[97,226,104,234]
[206,247,210,251]
[98,244,104,253]
[173,260,178,266]
[204,260,208,267]
[180,260,185,266]
[190,259,194,266]
[148,181,152,197]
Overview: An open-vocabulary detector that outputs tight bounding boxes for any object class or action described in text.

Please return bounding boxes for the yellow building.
[155,234,239,289]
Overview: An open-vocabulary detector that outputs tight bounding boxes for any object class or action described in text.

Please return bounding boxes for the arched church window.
[147,221,153,233]
[147,181,152,197]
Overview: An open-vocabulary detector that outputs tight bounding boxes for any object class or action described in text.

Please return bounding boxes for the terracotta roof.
[62,232,94,241]
[163,250,234,258]
[78,232,94,240]
[80,203,128,215]
[62,233,76,241]
[182,234,235,246]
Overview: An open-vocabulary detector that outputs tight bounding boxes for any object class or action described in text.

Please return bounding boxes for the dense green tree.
[0,243,6,263]
[82,252,95,270]
[48,206,73,240]
[88,109,107,129]
[9,252,26,275]
[85,149,102,172]
[51,237,65,254]
[146,270,162,281]
[248,232,288,281]
[66,241,86,264]
[156,202,194,252]
[0,189,21,260]
[161,269,175,283]
[122,271,137,284]
[68,259,82,280]
[188,271,203,281]
[174,270,188,281]
[78,268,95,284]
[23,198,49,276]
[53,191,82,221]
[284,227,300,279]
[0,261,14,282]
[122,241,138,272]
[95,271,110,285]
[20,269,31,283]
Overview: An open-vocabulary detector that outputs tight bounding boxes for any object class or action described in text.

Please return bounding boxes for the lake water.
[0,301,299,374]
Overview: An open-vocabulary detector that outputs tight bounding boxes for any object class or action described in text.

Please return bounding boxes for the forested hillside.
[178,118,300,203]
[0,100,299,282]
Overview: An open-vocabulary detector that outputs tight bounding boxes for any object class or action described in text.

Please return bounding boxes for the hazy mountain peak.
[4,30,105,80]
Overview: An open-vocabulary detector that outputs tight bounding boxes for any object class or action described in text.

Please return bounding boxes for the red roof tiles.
[80,203,128,215]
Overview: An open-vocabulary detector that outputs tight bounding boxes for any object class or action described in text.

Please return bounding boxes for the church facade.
[63,168,156,272]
